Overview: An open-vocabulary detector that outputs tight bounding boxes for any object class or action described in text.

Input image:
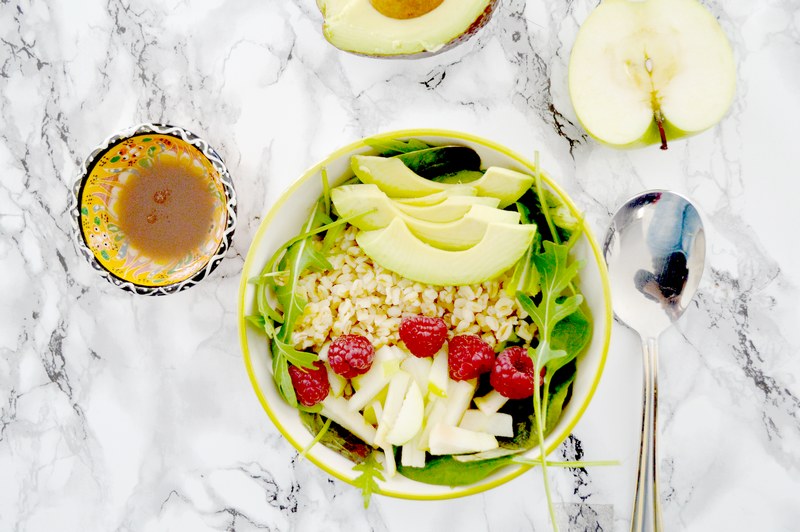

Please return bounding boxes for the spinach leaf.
[543,367,576,435]
[397,454,515,487]
[496,360,578,451]
[550,304,591,362]
[395,146,481,178]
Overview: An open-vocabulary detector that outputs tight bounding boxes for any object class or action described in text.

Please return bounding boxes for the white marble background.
[1,0,799,530]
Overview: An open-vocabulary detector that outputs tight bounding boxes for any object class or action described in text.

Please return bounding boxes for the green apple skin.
[577,114,693,150]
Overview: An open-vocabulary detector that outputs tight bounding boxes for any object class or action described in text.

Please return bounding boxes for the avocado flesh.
[393,196,499,222]
[356,217,537,286]
[332,184,520,250]
[393,186,477,206]
[333,183,500,225]
[352,155,534,208]
[319,0,495,57]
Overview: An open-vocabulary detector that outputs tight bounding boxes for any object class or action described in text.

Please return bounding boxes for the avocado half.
[318,0,498,58]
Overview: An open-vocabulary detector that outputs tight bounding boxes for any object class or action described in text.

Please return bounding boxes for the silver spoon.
[603,190,706,532]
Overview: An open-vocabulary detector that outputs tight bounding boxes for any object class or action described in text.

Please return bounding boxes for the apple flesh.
[568,0,736,149]
[428,424,498,455]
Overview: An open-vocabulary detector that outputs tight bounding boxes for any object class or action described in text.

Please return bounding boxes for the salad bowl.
[238,129,612,500]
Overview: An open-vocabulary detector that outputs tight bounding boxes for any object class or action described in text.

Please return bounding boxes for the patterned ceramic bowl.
[71,123,237,295]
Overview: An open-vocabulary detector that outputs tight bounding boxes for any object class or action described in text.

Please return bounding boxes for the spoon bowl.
[605,191,705,337]
[604,190,705,532]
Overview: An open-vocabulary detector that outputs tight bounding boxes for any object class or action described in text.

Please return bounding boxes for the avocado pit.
[369,0,444,19]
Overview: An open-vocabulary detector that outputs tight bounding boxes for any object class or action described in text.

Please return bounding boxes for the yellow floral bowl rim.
[70,123,238,296]
[238,128,613,500]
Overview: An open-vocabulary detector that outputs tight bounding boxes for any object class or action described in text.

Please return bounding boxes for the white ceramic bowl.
[238,129,612,500]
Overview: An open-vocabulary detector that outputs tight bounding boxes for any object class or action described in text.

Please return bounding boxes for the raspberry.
[448,335,495,381]
[328,334,375,379]
[288,361,330,406]
[490,346,545,400]
[399,316,448,358]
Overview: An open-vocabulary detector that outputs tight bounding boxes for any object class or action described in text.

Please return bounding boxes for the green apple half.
[568,0,736,149]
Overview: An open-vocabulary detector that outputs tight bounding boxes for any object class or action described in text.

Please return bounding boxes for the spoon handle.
[631,336,664,532]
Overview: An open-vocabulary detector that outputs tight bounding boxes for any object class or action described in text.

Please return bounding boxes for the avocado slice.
[333,183,501,224]
[332,184,520,250]
[393,196,499,222]
[356,217,537,286]
[318,0,498,57]
[352,155,534,208]
[393,186,478,207]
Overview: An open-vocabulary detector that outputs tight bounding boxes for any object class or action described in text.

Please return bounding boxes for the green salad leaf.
[250,199,336,407]
[300,418,331,457]
[397,454,515,487]
[394,146,481,178]
[514,238,585,532]
[363,136,482,178]
[352,450,385,508]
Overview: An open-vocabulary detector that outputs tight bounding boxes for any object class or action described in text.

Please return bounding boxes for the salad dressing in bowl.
[115,152,217,262]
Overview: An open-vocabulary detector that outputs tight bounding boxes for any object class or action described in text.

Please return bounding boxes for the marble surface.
[1,0,799,530]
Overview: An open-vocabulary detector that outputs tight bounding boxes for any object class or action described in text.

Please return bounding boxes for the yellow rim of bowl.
[237,128,613,501]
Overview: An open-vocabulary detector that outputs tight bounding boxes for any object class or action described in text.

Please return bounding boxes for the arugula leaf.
[321,167,332,217]
[394,146,481,178]
[271,347,297,406]
[543,188,580,235]
[276,230,331,334]
[533,151,560,246]
[364,137,431,156]
[514,238,585,532]
[245,314,265,329]
[321,219,345,254]
[245,314,276,338]
[272,336,318,369]
[255,280,284,327]
[352,450,385,508]
[300,418,331,457]
[259,200,333,406]
[505,202,541,297]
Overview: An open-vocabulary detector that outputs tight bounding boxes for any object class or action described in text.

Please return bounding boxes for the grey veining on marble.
[1,0,799,530]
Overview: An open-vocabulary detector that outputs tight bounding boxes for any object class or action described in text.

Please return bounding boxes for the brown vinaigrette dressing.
[116,155,215,262]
